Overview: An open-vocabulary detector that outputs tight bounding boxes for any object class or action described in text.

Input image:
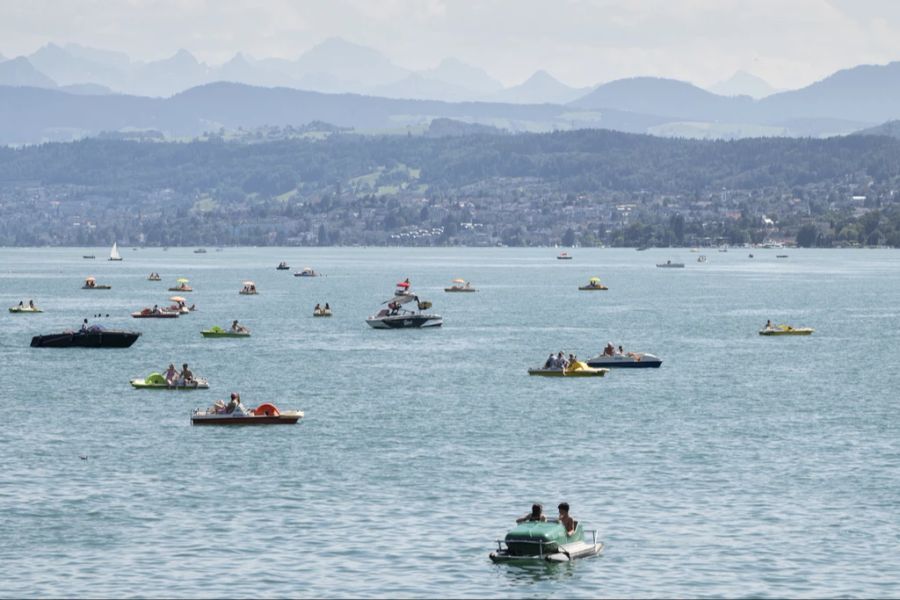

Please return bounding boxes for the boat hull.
[578,286,608,291]
[586,354,662,368]
[9,307,43,313]
[82,285,111,290]
[759,328,814,336]
[527,368,608,377]
[201,330,250,338]
[131,311,179,318]
[490,542,604,563]
[31,331,141,348]
[191,412,303,425]
[444,288,478,292]
[131,379,209,389]
[366,314,442,329]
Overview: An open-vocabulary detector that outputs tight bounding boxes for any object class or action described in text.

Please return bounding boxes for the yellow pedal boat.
[528,361,609,377]
[759,325,814,336]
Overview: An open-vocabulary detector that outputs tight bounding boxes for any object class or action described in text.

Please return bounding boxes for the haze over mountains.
[3,38,900,144]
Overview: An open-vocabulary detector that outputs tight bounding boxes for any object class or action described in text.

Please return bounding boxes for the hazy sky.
[2,0,900,88]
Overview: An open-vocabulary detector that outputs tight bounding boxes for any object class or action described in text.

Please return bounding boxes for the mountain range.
[2,39,900,143]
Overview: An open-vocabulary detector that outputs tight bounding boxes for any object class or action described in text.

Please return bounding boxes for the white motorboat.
[366,287,442,329]
[586,351,662,368]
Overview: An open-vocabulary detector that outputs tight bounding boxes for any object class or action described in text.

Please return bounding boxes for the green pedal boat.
[201,326,251,338]
[490,520,603,563]
[130,372,209,389]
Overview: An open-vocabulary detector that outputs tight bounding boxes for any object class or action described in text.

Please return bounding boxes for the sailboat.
[109,242,123,261]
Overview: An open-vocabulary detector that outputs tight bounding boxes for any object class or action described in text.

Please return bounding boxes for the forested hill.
[1,129,899,194]
[1,128,899,248]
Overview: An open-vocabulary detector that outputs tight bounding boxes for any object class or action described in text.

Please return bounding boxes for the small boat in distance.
[578,277,608,291]
[759,324,814,336]
[294,267,319,277]
[445,279,477,292]
[108,242,123,261]
[276,261,290,270]
[697,255,707,263]
[528,361,608,377]
[9,302,43,313]
[656,260,685,268]
[82,276,111,289]
[194,248,207,254]
[313,303,332,317]
[239,281,258,295]
[130,372,209,389]
[131,307,179,318]
[777,254,789,258]
[148,273,161,281]
[168,278,193,292]
[201,325,250,338]
[557,252,573,260]
[83,254,95,259]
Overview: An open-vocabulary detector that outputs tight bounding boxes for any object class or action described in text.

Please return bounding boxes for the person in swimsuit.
[180,363,194,385]
[557,502,576,535]
[516,503,547,523]
[164,364,178,386]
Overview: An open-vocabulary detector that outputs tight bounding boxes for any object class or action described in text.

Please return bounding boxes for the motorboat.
[108,242,123,261]
[168,278,193,292]
[294,267,319,277]
[239,281,258,295]
[148,273,161,281]
[489,519,604,563]
[9,303,42,313]
[313,306,332,317]
[191,402,303,425]
[131,307,179,318]
[445,278,477,292]
[586,351,662,368]
[578,277,608,291]
[31,326,141,348]
[759,325,814,336]
[82,276,111,289]
[130,372,209,389]
[557,252,573,260]
[201,326,250,338]
[276,262,290,270]
[656,260,684,268]
[528,361,608,377]
[366,288,442,329]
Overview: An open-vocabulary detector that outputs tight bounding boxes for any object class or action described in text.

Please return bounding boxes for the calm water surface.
[0,247,898,598]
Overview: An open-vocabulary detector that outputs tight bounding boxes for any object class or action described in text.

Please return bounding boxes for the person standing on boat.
[558,502,576,535]
[516,504,547,523]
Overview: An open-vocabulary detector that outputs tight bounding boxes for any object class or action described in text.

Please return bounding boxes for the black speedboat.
[31,325,141,348]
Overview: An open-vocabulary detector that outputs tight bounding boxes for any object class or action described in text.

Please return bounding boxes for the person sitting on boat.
[568,353,577,366]
[314,303,321,313]
[557,502,576,536]
[388,301,400,315]
[764,319,773,330]
[543,354,556,369]
[180,363,194,385]
[557,351,568,369]
[164,364,178,386]
[225,392,240,414]
[603,342,615,357]
[325,302,330,311]
[617,345,625,355]
[152,304,160,314]
[516,503,547,523]
[189,304,196,311]
[17,300,24,308]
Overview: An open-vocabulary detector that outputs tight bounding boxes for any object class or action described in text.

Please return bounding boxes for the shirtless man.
[558,502,576,535]
[180,363,194,385]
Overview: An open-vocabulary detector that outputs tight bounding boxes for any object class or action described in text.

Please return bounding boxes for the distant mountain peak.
[710,70,776,99]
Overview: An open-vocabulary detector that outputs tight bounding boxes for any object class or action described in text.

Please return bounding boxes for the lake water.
[1,247,898,598]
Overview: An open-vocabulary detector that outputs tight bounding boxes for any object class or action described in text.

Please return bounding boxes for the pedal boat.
[656,260,685,268]
[148,273,161,281]
[557,252,573,260]
[31,327,141,348]
[131,373,209,389]
[586,352,662,368]
[239,281,259,295]
[528,361,609,377]
[313,308,332,317]
[490,520,603,563]
[294,267,319,277]
[276,262,290,270]
[191,402,303,425]
[168,278,193,292]
[759,325,814,336]
[578,277,608,291]
[82,276,111,289]
[445,279,477,292]
[201,326,250,338]
[9,305,43,313]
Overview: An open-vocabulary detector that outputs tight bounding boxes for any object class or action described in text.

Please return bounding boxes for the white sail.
[109,242,122,261]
